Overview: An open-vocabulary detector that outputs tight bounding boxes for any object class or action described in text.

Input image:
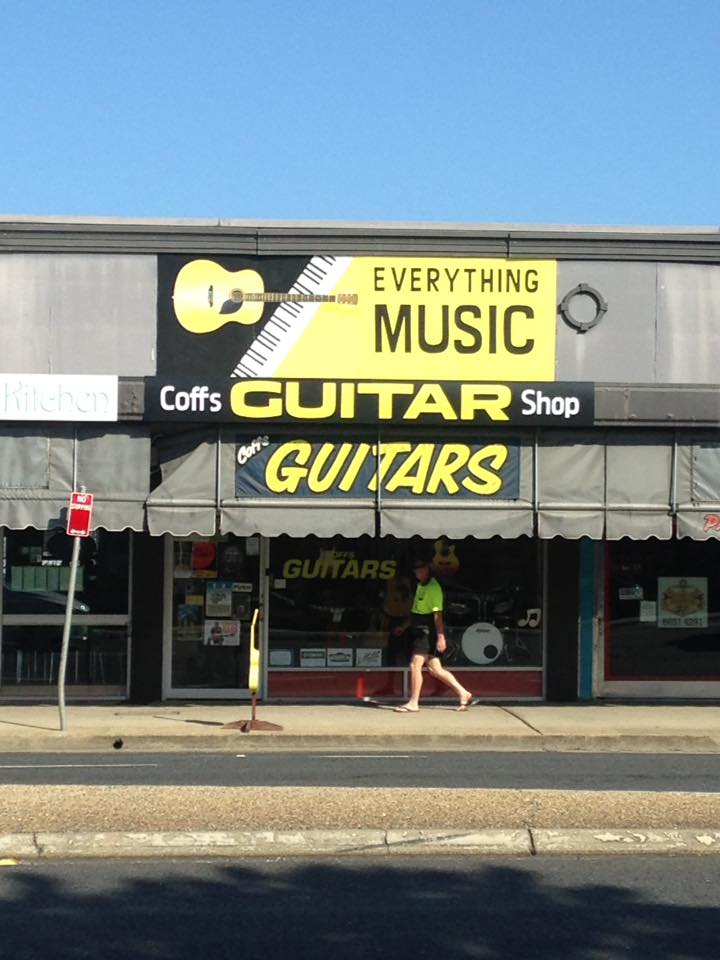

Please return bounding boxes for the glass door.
[163,534,265,699]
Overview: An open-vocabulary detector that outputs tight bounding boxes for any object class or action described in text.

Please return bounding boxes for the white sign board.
[0,374,118,421]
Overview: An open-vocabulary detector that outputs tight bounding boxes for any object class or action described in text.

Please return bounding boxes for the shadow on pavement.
[150,716,226,727]
[0,718,58,732]
[0,857,717,959]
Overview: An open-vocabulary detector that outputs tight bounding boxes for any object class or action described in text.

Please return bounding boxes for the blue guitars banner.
[235,437,521,500]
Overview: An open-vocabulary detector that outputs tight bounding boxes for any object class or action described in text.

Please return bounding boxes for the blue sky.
[1,0,718,225]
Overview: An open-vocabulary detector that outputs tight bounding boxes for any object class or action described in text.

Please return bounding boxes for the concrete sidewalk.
[1,701,720,752]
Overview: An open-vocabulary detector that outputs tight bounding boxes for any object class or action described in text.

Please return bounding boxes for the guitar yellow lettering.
[371,443,412,491]
[285,382,337,420]
[260,441,512,498]
[404,384,458,421]
[383,444,435,494]
[307,443,356,492]
[265,442,313,493]
[426,444,472,494]
[230,381,283,418]
[463,444,508,495]
[460,384,511,421]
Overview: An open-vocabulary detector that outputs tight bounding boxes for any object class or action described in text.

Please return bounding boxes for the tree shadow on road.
[0,857,718,959]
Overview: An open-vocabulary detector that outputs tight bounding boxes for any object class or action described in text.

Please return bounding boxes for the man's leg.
[396,654,427,712]
[426,657,472,706]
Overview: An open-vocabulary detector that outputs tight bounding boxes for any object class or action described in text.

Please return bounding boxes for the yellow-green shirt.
[411,577,443,615]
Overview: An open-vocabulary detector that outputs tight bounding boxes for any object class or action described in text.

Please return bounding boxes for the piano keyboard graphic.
[231,255,352,378]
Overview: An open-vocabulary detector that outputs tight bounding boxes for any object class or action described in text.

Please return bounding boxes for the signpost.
[58,490,93,731]
[67,491,94,537]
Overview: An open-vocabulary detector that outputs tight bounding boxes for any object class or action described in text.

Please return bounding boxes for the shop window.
[268,535,544,670]
[606,540,720,679]
[0,625,127,687]
[170,537,260,690]
[2,529,129,616]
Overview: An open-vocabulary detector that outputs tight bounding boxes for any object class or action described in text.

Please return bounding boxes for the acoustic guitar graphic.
[173,258,358,334]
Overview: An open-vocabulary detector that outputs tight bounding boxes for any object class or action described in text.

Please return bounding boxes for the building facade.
[2,217,720,702]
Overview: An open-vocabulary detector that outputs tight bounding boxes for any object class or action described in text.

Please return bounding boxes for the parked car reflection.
[2,586,90,614]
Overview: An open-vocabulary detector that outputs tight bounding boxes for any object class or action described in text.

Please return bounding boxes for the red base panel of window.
[267,670,542,699]
[268,671,404,699]
[421,670,542,699]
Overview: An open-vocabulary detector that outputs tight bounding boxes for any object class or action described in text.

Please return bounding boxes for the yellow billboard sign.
[172,256,557,382]
[282,257,556,381]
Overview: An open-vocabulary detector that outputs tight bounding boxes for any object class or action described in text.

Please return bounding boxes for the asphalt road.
[0,857,718,960]
[1,750,720,791]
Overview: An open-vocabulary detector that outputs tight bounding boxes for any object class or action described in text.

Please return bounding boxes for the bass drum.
[460,622,504,665]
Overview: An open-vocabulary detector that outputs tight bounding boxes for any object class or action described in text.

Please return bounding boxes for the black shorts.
[410,624,441,659]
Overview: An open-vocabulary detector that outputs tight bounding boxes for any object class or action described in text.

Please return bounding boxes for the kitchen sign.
[1,374,118,421]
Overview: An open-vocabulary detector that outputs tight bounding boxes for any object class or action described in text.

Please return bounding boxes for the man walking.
[394,556,474,713]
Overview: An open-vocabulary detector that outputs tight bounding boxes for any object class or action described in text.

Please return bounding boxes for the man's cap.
[412,557,431,570]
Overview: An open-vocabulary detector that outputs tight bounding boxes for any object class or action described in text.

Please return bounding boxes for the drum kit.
[449,586,541,665]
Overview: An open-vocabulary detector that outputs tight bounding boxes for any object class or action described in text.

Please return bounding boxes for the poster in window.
[218,541,246,579]
[177,603,203,627]
[192,542,217,579]
[355,648,382,667]
[657,577,707,629]
[203,620,241,646]
[300,648,326,668]
[232,587,253,620]
[206,582,233,617]
[327,648,354,667]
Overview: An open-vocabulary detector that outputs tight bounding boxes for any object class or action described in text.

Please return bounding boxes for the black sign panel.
[144,378,594,426]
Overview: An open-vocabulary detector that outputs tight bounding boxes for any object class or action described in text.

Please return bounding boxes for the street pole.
[58,534,81,732]
[59,485,94,731]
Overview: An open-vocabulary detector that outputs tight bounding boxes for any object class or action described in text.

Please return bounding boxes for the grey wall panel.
[656,264,720,382]
[0,254,157,376]
[555,262,657,383]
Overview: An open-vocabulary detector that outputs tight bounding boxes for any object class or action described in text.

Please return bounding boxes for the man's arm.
[434,609,446,652]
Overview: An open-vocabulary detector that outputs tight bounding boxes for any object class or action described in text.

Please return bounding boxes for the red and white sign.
[66,492,94,537]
